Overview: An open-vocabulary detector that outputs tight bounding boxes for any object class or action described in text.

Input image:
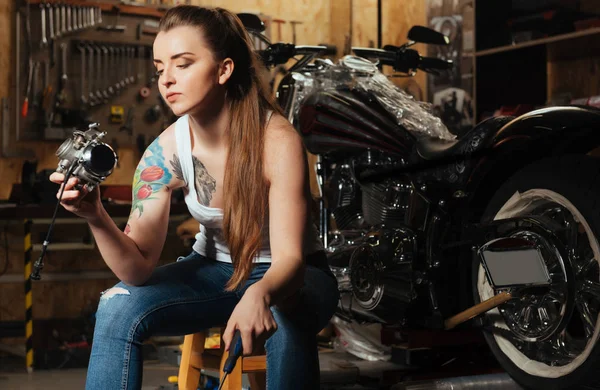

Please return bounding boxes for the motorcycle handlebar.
[350,47,396,67]
[352,47,453,74]
[419,56,453,71]
[259,44,328,66]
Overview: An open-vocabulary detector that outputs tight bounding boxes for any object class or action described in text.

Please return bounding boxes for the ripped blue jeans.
[85,251,339,390]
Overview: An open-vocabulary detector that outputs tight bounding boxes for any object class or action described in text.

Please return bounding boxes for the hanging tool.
[31,61,40,111]
[119,106,135,135]
[271,19,285,42]
[289,20,303,45]
[40,3,47,48]
[110,105,125,124]
[218,330,243,390]
[21,59,34,117]
[47,3,54,42]
[56,42,69,107]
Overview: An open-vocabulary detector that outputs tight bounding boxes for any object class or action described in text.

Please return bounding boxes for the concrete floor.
[0,361,179,390]
[0,350,396,390]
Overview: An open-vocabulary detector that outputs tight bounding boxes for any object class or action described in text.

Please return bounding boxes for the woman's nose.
[160,67,176,87]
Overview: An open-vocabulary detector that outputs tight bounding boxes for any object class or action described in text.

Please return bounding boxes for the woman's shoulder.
[264,112,301,146]
[264,112,307,179]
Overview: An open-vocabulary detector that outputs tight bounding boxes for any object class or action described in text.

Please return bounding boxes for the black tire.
[472,154,600,390]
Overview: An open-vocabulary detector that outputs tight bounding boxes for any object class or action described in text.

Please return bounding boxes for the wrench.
[108,46,119,94]
[55,42,68,106]
[61,3,66,35]
[137,46,144,81]
[82,6,88,29]
[98,7,102,24]
[86,44,100,105]
[119,46,127,88]
[128,47,135,84]
[40,4,47,48]
[67,5,72,33]
[92,46,105,103]
[54,4,61,38]
[95,45,109,101]
[77,43,87,106]
[47,3,54,41]
[101,45,114,96]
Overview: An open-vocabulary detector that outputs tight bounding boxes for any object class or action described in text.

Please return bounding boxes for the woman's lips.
[166,93,181,102]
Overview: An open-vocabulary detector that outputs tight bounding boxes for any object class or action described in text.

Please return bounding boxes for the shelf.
[475,27,600,57]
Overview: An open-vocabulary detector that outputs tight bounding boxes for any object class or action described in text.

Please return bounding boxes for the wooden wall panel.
[382,0,427,99]
[352,0,377,47]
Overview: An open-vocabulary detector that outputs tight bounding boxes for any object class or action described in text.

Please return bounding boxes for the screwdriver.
[218,329,244,390]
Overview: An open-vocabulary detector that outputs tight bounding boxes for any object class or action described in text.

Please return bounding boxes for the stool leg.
[219,339,243,390]
[178,333,206,390]
[248,372,266,390]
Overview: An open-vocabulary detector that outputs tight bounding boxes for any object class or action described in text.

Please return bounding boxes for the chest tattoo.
[193,156,217,206]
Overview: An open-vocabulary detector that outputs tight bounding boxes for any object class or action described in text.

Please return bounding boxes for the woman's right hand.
[49,172,103,221]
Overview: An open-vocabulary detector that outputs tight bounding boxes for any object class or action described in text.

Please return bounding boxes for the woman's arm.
[223,117,309,354]
[53,126,184,286]
[248,118,309,306]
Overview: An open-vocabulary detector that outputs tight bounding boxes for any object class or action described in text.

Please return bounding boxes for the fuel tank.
[297,88,417,158]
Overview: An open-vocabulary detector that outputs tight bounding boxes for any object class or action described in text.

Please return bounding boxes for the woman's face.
[153,26,224,117]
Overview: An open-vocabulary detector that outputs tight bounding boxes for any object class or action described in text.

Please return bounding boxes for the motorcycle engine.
[325,152,428,323]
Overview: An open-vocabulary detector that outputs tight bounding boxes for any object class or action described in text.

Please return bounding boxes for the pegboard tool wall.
[15,1,171,158]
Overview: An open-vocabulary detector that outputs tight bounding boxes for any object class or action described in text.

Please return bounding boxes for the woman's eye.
[177,64,190,69]
[155,69,163,76]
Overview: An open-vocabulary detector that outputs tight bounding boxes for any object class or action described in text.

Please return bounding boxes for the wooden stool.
[178,328,267,390]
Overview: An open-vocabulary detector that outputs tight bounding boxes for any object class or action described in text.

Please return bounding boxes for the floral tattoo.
[130,138,174,219]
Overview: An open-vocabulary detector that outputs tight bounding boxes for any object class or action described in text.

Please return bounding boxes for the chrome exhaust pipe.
[391,373,523,390]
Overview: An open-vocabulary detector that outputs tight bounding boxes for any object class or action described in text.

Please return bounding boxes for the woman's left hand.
[222,284,278,355]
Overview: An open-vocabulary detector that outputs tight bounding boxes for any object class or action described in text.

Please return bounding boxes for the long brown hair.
[159,6,281,290]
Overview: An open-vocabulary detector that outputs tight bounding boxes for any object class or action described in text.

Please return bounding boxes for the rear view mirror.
[408,26,450,45]
[237,13,265,33]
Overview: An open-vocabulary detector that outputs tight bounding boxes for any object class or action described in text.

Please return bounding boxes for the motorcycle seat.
[416,116,514,161]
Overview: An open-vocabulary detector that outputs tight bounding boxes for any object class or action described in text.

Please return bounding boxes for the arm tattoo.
[170,154,184,181]
[192,156,216,206]
[131,138,173,218]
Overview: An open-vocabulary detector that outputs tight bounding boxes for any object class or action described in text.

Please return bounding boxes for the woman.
[50,5,339,389]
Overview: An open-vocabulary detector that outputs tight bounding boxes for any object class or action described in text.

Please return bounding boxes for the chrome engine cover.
[333,227,418,322]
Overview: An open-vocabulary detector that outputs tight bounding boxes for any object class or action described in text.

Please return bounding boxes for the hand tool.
[40,3,47,48]
[218,330,243,390]
[22,59,34,117]
[47,3,54,41]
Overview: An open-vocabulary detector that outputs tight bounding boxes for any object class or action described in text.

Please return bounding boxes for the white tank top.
[174,113,323,263]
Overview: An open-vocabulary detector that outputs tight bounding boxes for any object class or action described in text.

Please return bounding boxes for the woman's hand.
[222,284,277,355]
[49,172,102,221]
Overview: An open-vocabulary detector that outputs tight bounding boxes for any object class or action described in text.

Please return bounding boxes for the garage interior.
[2,0,600,389]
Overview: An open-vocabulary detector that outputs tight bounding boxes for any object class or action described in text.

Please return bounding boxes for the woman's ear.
[218,58,234,85]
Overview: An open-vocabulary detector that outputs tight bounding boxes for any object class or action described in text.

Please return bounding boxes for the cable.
[30,164,77,280]
[0,225,9,277]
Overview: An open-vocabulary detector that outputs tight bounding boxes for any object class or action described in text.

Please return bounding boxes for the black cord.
[0,225,9,277]
[31,164,77,280]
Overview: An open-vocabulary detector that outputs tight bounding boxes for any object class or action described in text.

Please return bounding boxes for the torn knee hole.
[100,287,131,301]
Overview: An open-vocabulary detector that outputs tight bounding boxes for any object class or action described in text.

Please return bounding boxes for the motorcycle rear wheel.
[472,155,600,389]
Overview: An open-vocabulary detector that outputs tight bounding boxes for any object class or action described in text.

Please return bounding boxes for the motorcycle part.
[473,155,600,388]
[445,291,512,330]
[55,123,118,193]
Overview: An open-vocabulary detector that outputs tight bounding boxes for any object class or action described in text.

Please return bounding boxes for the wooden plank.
[243,355,267,372]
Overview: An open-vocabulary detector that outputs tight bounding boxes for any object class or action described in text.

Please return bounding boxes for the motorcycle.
[243,14,600,389]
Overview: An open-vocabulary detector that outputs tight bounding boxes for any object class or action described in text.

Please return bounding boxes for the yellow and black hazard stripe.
[24,219,33,372]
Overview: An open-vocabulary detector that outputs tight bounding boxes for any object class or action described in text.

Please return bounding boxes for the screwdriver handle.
[21,98,29,117]
[223,329,243,374]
